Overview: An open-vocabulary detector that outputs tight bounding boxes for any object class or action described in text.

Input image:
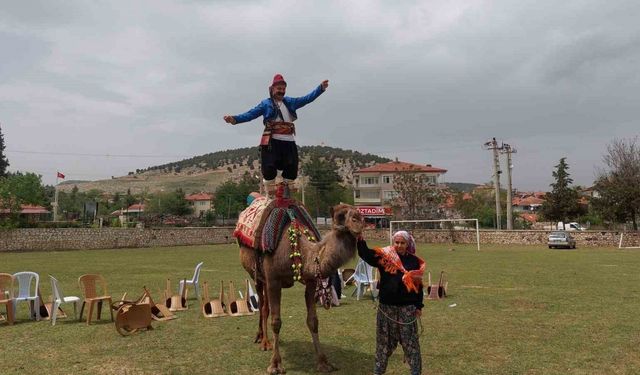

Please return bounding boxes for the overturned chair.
[426,271,448,300]
[140,287,176,321]
[228,280,254,317]
[111,291,153,336]
[164,278,188,312]
[201,281,227,318]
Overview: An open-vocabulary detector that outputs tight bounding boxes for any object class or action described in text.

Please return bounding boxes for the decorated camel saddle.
[233,184,321,253]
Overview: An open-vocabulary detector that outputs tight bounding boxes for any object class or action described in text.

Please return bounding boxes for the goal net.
[390,219,480,251]
[618,232,640,249]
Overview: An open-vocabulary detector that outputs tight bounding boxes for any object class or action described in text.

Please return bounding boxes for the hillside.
[58,145,392,194]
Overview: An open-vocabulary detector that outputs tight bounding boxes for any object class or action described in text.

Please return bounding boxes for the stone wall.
[1,227,638,252]
[362,229,640,248]
[0,227,236,252]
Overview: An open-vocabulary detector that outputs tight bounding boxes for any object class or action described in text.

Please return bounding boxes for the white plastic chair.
[49,275,81,326]
[351,259,375,300]
[13,271,41,321]
[179,262,204,300]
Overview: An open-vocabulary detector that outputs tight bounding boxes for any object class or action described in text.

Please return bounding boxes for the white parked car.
[556,222,585,231]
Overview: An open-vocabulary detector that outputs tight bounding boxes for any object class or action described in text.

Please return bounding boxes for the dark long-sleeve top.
[357,239,424,309]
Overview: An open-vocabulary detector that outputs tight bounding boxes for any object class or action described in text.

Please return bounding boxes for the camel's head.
[330,204,364,236]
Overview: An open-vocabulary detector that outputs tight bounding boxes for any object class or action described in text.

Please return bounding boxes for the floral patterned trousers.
[374,303,422,375]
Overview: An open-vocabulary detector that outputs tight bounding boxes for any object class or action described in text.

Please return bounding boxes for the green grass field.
[1,243,639,375]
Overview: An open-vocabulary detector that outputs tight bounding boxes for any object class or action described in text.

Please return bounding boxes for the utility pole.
[53,172,60,221]
[483,138,503,230]
[500,143,517,230]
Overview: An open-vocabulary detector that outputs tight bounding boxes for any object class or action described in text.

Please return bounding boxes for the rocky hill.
[58,145,392,194]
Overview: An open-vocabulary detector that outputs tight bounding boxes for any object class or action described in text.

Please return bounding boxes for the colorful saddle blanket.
[233,196,276,250]
[234,196,321,253]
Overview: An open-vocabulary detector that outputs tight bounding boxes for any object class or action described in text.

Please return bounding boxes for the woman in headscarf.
[357,231,425,375]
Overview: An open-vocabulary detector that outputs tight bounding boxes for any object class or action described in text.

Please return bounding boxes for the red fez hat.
[271,74,287,87]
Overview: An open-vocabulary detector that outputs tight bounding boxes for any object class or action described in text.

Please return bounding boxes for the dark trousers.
[260,139,298,180]
[330,271,342,299]
[374,304,422,375]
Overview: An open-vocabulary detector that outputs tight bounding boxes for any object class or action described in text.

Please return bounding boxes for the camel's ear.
[332,204,349,227]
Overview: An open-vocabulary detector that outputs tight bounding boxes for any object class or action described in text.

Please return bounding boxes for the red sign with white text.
[356,206,392,217]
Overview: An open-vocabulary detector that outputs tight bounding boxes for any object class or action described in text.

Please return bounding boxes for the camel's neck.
[304,230,357,278]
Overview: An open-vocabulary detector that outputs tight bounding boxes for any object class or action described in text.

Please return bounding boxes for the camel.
[239,203,364,374]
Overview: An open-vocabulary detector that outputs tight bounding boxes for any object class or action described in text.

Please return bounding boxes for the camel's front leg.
[267,281,285,374]
[305,281,338,373]
[255,279,272,351]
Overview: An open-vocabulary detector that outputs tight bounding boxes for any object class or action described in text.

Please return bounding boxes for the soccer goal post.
[618,232,640,249]
[390,219,480,251]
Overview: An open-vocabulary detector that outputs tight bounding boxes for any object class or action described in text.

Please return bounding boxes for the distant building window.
[362,190,379,199]
[383,190,398,200]
[363,177,379,185]
[382,175,392,184]
[355,190,361,198]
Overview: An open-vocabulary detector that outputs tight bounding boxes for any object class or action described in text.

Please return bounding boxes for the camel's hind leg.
[266,280,285,374]
[239,246,272,351]
[255,279,272,351]
[304,280,337,373]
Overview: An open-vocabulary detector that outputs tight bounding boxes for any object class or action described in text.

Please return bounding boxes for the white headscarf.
[392,230,416,255]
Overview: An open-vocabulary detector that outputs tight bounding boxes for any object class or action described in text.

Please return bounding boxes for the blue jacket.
[232,85,325,125]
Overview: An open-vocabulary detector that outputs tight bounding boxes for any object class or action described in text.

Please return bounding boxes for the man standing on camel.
[224,74,329,198]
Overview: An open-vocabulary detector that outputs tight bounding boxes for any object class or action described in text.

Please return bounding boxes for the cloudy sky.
[1,0,639,190]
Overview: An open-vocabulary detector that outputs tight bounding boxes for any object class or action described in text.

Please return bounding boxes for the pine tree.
[0,123,9,177]
[541,157,582,227]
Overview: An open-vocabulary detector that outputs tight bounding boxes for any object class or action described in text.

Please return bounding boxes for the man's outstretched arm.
[223,102,265,125]
[287,80,329,110]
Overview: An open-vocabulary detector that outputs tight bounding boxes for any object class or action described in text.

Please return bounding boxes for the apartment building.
[353,160,447,225]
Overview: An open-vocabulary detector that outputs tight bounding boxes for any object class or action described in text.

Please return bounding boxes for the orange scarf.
[373,246,425,293]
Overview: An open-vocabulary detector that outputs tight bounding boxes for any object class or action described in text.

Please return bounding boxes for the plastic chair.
[426,271,448,300]
[351,259,375,300]
[78,274,114,325]
[179,262,204,300]
[165,278,188,312]
[49,275,81,326]
[228,280,254,317]
[0,273,15,325]
[140,287,175,321]
[13,271,41,321]
[201,280,227,318]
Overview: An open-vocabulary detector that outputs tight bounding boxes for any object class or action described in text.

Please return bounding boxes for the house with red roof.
[110,203,145,216]
[0,204,50,222]
[352,159,447,223]
[185,192,214,217]
[512,196,545,213]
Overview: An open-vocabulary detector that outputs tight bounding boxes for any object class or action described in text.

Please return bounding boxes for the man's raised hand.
[321,80,329,91]
[223,115,237,125]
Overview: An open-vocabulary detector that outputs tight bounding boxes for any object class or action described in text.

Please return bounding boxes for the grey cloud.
[1,0,640,190]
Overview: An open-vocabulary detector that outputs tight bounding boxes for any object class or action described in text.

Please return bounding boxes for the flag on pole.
[57,171,65,179]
